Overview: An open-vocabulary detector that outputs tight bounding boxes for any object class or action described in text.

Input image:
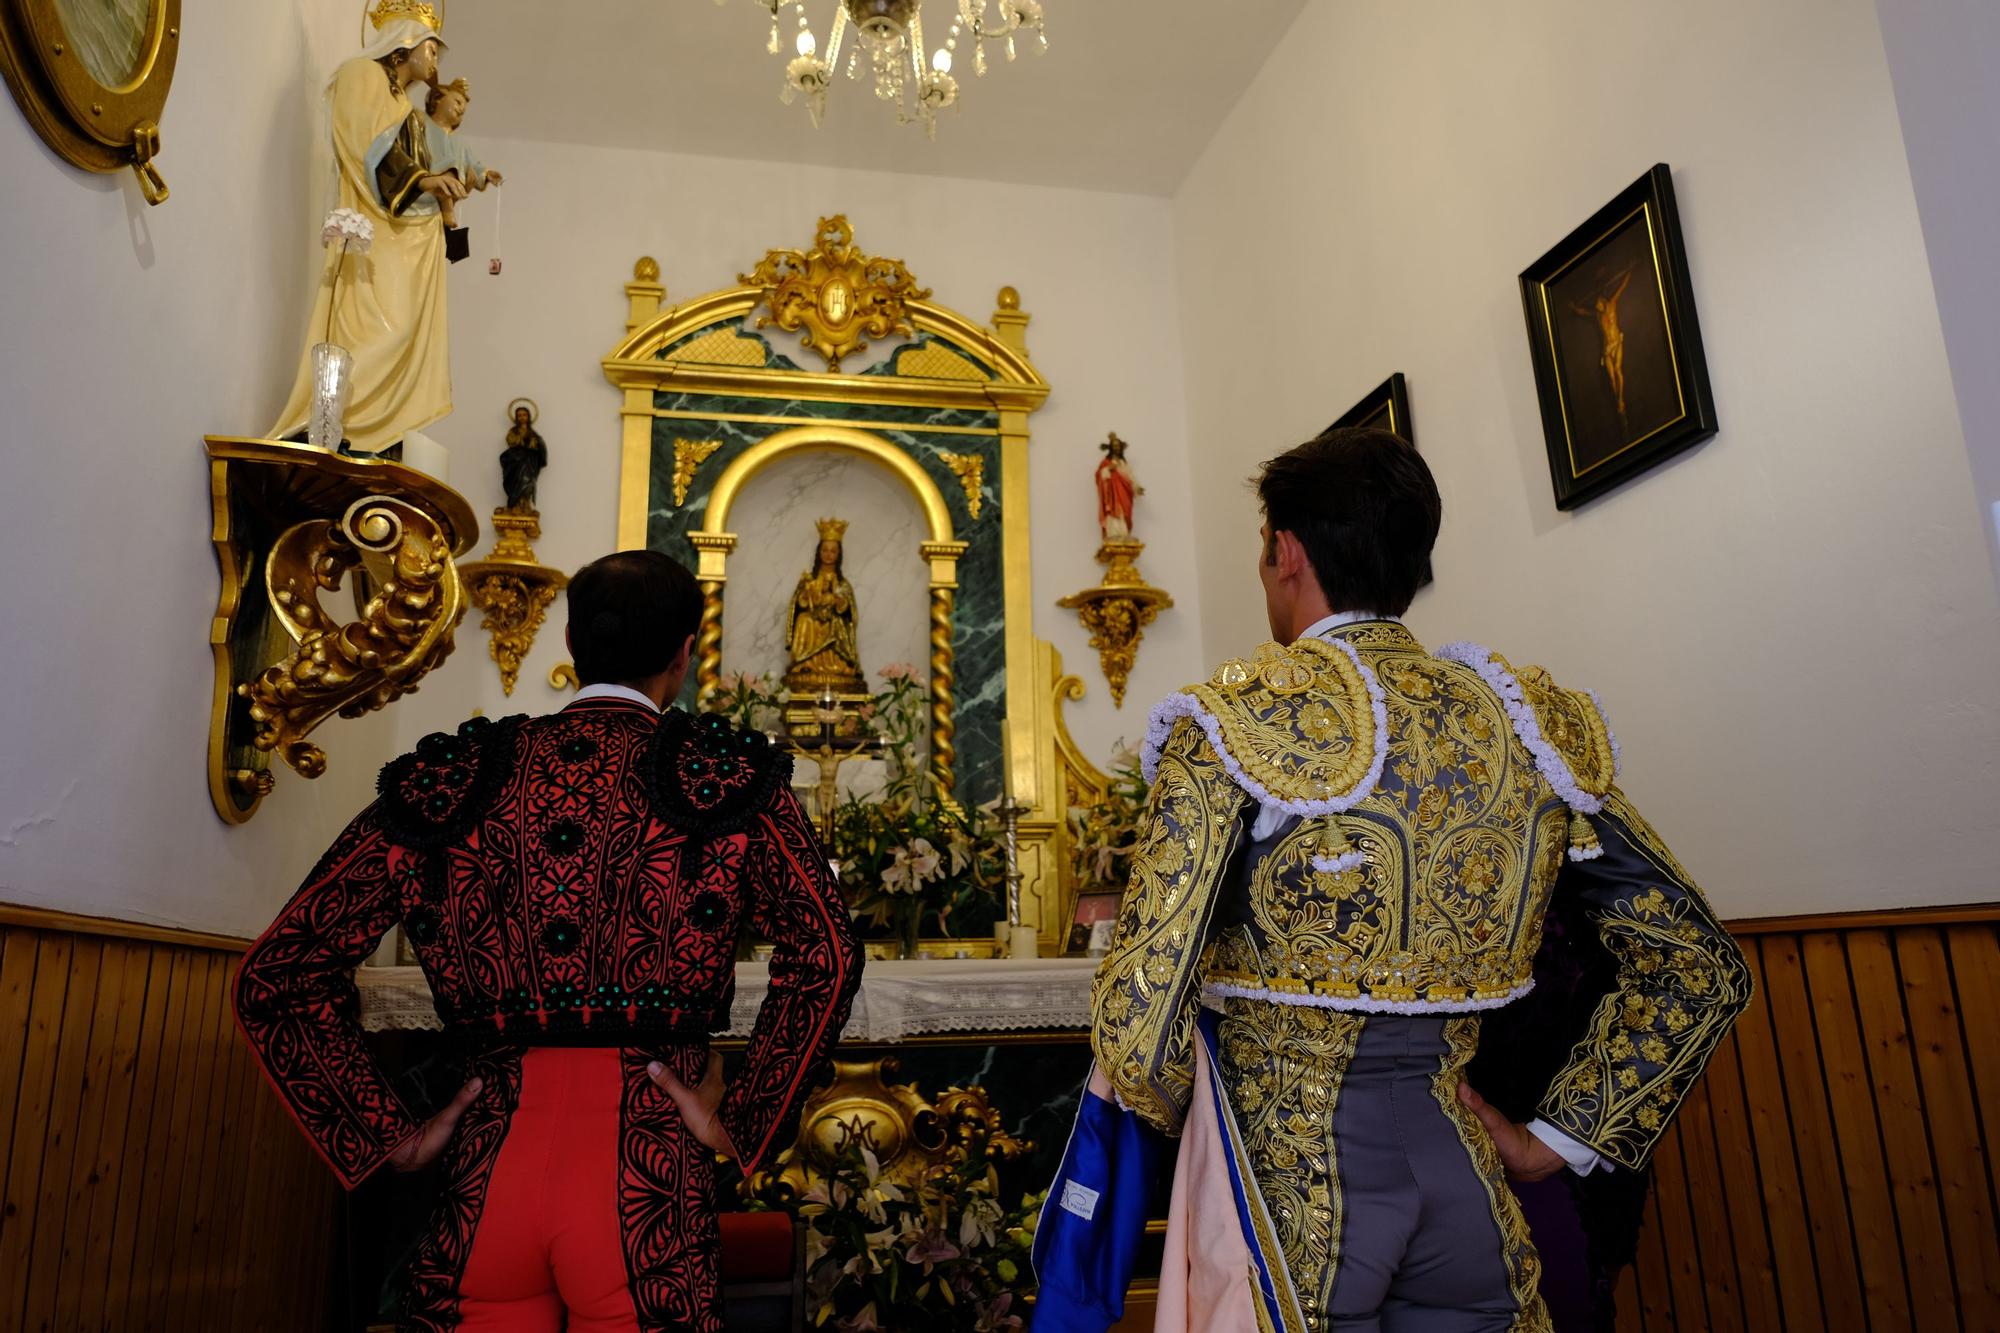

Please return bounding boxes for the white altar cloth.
[354,957,1099,1042]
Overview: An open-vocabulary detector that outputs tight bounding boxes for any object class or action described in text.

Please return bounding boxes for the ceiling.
[443,0,1306,196]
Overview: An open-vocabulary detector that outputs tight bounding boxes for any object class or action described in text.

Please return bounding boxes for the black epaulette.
[375,714,527,849]
[646,710,789,838]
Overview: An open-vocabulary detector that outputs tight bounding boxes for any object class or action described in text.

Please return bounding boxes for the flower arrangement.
[1067,744,1151,897]
[789,1129,1041,1330]
[709,664,1009,953]
[831,777,1006,956]
[318,208,375,346]
[714,669,789,736]
[830,667,1007,954]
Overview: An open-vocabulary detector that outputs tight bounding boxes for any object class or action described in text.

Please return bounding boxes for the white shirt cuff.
[1527,1119,1602,1176]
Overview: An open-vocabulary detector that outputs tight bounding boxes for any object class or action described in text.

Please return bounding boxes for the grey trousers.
[1324,1016,1524,1331]
[1214,1003,1545,1333]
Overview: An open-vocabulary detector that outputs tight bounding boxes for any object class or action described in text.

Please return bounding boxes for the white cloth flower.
[320,208,375,254]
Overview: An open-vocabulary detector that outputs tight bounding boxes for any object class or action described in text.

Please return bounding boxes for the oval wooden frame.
[0,0,181,202]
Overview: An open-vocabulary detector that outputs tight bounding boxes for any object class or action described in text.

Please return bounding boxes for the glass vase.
[307,341,353,451]
[898,900,923,960]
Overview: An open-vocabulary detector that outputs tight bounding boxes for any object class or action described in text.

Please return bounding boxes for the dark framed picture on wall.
[1520,164,1718,509]
[1329,372,1415,446]
[1329,373,1431,585]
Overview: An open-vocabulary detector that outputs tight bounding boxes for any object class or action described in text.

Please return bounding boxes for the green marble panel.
[647,369,1005,806]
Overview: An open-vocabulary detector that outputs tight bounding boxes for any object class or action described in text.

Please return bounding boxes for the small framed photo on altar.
[1328,373,1414,447]
[1520,164,1719,509]
[1066,891,1121,956]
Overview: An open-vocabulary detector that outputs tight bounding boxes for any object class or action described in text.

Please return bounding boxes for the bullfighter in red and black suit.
[235,550,864,1332]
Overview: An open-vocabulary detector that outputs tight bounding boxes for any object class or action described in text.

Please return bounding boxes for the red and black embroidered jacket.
[234,697,865,1189]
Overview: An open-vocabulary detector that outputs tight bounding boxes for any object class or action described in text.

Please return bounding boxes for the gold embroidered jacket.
[1090,620,1751,1170]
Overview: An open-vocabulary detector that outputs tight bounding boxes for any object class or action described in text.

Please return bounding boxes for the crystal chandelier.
[722,0,1049,138]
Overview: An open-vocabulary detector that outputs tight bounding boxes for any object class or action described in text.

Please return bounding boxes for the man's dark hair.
[1254,427,1441,617]
[566,550,701,686]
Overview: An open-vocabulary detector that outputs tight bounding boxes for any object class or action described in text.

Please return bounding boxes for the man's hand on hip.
[389,1077,484,1172]
[1457,1081,1564,1182]
[649,1051,739,1159]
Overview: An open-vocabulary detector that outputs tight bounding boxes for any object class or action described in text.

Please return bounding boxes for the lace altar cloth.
[355,957,1099,1042]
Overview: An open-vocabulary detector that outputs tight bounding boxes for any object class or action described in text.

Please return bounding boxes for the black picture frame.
[1520,164,1717,509]
[1328,372,1415,447]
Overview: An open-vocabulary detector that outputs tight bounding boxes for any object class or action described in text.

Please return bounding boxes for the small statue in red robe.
[1095,432,1144,541]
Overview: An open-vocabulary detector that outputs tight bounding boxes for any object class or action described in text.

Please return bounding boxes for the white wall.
[0,1,403,936]
[1172,0,2000,917]
[1874,0,2000,592]
[388,135,1204,774]
[0,85,1202,935]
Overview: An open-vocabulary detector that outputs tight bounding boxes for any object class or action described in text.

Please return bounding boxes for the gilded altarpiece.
[602,231,1094,952]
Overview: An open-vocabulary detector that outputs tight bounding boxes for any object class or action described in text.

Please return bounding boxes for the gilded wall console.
[205,437,478,824]
[0,0,179,203]
[460,511,568,696]
[1057,539,1173,707]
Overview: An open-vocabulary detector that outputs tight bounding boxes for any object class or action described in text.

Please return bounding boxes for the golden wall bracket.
[205,437,479,824]
[460,511,569,696]
[1057,539,1173,708]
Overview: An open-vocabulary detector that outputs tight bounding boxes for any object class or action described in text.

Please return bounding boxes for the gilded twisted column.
[929,584,956,791]
[696,582,725,709]
[919,540,968,793]
[686,532,738,712]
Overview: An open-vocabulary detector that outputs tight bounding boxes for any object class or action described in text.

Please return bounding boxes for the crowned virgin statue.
[784,518,867,695]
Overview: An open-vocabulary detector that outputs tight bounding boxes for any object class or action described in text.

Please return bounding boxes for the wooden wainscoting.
[1616,904,2000,1333]
[0,905,341,1332]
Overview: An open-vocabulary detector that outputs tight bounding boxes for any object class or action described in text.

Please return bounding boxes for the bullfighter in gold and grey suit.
[1073,428,1751,1332]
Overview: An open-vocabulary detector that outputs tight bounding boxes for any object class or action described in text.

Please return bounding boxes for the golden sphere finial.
[996,285,1020,311]
[634,256,660,282]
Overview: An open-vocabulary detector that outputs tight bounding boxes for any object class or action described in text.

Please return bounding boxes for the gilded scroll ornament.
[938,451,986,520]
[1057,540,1172,708]
[240,496,466,781]
[671,438,722,506]
[207,437,477,822]
[739,215,931,371]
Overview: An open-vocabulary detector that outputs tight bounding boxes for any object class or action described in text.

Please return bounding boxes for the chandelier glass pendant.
[722,0,1049,138]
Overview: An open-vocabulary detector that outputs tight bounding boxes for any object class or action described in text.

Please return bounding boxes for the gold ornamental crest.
[739,215,931,372]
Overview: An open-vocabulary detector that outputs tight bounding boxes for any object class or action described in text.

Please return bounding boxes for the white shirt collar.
[570,682,661,712]
[1295,609,1394,642]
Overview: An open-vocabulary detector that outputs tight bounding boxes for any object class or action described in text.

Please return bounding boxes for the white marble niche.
[720,449,933,706]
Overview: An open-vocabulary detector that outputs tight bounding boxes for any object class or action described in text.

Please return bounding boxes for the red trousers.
[456,1047,642,1330]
